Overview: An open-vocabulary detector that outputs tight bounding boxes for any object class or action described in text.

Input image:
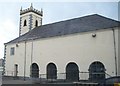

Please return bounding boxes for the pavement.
[2,79,34,84]
[2,76,40,84]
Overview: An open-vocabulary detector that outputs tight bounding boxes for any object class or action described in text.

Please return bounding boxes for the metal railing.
[38,72,112,83]
[5,71,14,76]
[4,71,112,82]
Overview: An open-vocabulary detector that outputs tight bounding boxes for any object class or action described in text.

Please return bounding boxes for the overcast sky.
[0,1,119,59]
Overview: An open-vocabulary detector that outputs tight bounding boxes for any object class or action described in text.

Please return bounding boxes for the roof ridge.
[95,14,120,23]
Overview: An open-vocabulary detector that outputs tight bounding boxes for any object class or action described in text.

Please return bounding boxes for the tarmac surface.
[2,79,34,84]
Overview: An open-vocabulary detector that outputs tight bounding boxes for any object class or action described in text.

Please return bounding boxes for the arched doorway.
[47,63,57,79]
[30,63,39,78]
[14,64,18,77]
[89,61,106,81]
[66,62,79,81]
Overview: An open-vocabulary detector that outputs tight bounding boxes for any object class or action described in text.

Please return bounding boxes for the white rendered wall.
[20,14,30,35]
[5,28,119,79]
[118,28,120,75]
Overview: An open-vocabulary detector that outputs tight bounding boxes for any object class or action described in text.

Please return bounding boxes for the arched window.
[24,20,27,26]
[89,61,106,81]
[35,20,38,27]
[30,63,39,78]
[47,63,57,79]
[66,62,79,81]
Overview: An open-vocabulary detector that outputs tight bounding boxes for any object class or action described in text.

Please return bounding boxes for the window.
[30,63,39,78]
[10,47,15,55]
[89,61,106,81]
[35,20,38,27]
[47,63,57,79]
[66,62,79,81]
[23,20,27,26]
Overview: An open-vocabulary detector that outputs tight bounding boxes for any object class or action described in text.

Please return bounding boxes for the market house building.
[4,5,120,82]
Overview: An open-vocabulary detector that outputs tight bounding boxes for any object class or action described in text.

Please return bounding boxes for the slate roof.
[5,14,120,44]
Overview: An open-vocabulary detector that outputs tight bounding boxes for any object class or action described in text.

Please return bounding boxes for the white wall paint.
[5,28,119,80]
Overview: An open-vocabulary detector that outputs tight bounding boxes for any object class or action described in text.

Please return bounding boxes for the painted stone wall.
[5,28,119,79]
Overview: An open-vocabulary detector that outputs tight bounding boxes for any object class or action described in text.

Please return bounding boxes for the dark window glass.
[66,62,79,81]
[24,20,27,26]
[47,63,57,79]
[10,47,15,55]
[89,61,106,81]
[30,63,39,78]
[35,20,38,27]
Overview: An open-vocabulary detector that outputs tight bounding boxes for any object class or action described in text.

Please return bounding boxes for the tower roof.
[20,4,43,16]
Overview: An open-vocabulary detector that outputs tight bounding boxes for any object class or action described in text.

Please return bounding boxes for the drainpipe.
[24,41,27,80]
[31,39,33,67]
[112,29,117,76]
[30,39,33,77]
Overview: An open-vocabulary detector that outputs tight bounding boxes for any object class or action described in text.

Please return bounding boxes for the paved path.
[2,79,34,84]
